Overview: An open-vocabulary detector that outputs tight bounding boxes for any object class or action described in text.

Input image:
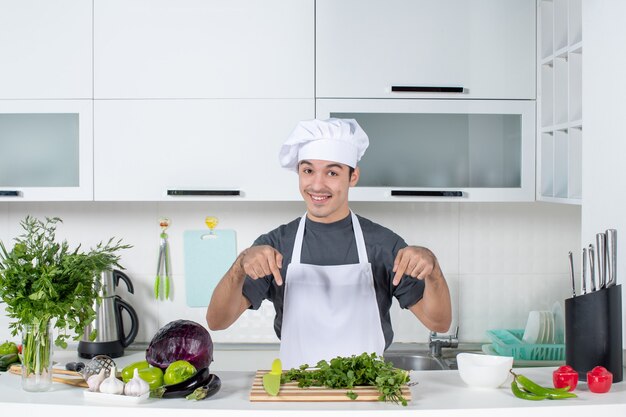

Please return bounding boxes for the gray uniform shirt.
[242,213,425,349]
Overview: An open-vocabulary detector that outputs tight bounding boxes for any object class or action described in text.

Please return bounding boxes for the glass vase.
[21,320,53,392]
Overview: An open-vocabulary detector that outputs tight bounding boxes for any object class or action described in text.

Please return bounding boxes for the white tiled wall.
[0,201,580,346]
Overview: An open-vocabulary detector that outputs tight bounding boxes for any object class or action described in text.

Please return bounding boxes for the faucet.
[429,326,459,358]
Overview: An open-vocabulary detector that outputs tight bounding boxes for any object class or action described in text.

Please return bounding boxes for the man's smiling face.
[298,159,359,223]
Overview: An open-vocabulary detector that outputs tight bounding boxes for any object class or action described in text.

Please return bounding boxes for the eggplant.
[151,367,211,398]
[185,374,222,401]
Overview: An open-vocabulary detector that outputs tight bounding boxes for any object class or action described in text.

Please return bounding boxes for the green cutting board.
[183,229,237,307]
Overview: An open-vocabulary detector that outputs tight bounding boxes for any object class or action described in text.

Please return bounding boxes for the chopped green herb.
[281,352,410,406]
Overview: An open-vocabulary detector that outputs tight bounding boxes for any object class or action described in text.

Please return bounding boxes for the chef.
[206,118,452,368]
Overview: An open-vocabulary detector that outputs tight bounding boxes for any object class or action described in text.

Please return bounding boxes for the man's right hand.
[238,245,284,285]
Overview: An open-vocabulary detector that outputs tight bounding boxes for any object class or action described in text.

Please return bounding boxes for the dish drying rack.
[486,329,565,361]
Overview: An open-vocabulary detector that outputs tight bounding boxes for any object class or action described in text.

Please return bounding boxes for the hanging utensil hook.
[154,217,171,300]
[201,216,219,240]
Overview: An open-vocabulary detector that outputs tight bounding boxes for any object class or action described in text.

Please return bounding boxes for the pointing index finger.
[270,250,284,286]
[392,269,404,287]
[392,250,408,286]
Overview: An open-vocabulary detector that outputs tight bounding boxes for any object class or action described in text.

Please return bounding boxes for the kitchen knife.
[606,229,617,287]
[588,244,597,292]
[581,248,587,294]
[596,233,607,289]
[568,251,576,298]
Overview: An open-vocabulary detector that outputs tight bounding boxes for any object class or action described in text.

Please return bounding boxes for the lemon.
[263,372,281,396]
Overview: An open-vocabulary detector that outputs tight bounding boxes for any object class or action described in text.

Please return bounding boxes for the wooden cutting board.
[8,364,88,388]
[249,370,412,403]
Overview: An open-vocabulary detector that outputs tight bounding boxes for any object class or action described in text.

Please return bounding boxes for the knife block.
[564,284,622,382]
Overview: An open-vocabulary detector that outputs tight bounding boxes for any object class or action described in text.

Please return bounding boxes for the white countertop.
[2,350,626,417]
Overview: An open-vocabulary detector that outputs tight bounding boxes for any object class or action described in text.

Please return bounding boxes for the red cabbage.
[145,319,213,370]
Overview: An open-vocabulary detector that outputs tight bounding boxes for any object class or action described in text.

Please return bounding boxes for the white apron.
[279,211,386,369]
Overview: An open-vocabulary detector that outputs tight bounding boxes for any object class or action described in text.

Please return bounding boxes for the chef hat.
[279,118,369,172]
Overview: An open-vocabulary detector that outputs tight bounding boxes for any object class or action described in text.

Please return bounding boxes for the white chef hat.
[279,118,369,172]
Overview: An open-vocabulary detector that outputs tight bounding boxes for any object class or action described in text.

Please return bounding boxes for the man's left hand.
[392,246,439,286]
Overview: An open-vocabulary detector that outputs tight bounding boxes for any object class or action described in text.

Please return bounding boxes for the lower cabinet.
[93,99,313,201]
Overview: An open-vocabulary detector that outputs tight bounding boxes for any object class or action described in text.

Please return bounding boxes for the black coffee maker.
[78,270,139,358]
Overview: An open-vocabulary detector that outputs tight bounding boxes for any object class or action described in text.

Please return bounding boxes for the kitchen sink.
[383,352,451,371]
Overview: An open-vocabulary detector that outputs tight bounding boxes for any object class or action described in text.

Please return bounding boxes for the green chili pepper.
[514,372,576,398]
[510,371,577,401]
[511,380,548,400]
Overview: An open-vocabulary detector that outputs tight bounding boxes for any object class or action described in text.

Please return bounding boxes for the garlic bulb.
[124,368,150,397]
[99,366,125,395]
[87,368,107,392]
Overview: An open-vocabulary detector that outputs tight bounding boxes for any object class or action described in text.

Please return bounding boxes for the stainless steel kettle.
[78,270,139,358]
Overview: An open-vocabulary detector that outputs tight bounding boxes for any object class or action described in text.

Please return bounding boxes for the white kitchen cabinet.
[93,99,313,201]
[317,99,536,202]
[537,0,582,204]
[0,100,93,201]
[0,0,92,99]
[316,0,536,100]
[94,0,314,99]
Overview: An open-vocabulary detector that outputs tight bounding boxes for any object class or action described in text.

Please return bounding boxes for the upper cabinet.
[93,0,314,99]
[537,0,582,204]
[316,0,536,100]
[0,0,92,99]
[94,99,310,201]
[1,0,541,203]
[317,99,536,202]
[0,100,94,201]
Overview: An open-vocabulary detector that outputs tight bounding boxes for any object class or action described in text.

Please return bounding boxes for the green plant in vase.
[0,216,130,391]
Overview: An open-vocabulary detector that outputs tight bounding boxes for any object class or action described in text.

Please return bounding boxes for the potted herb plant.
[0,216,130,391]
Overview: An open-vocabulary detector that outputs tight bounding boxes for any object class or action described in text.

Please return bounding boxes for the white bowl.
[456,353,514,389]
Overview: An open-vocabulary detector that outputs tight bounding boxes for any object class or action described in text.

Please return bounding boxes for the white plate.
[546,311,555,344]
[552,301,565,344]
[537,311,546,345]
[83,390,150,404]
[522,311,542,344]
[537,311,547,344]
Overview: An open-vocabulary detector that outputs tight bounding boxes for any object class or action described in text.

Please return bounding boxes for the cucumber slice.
[262,372,281,396]
[270,358,282,376]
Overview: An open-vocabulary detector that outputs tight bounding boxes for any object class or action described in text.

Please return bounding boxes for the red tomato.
[17,344,22,355]
[553,365,578,391]
[587,366,613,393]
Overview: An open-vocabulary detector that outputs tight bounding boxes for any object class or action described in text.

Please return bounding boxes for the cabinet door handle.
[391,86,464,93]
[167,189,241,196]
[0,190,21,197]
[391,190,463,197]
